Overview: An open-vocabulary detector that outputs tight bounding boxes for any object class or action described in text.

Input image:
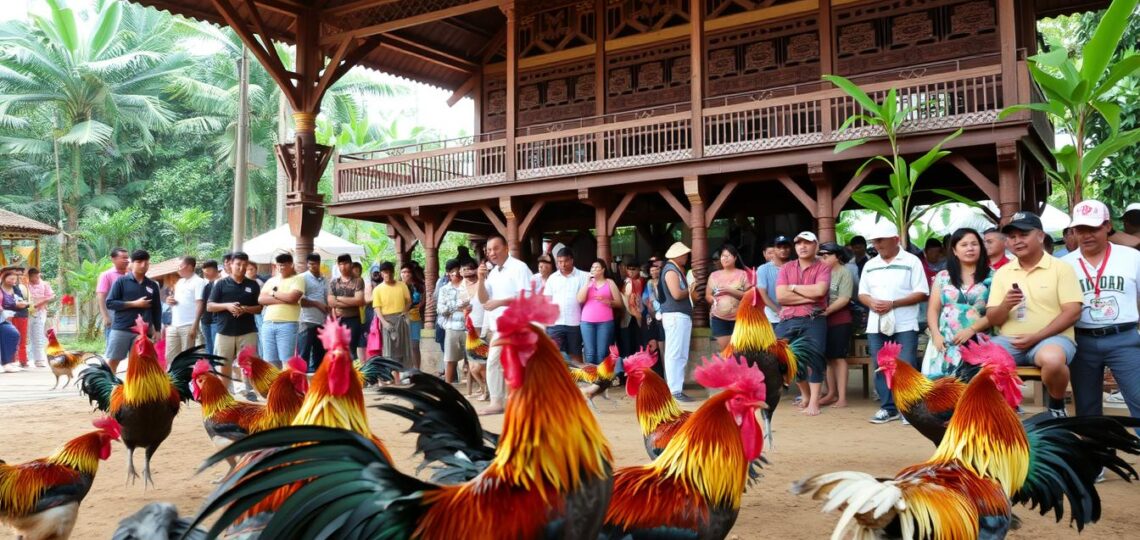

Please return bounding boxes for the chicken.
[794,337,1140,538]
[464,312,488,361]
[600,354,766,539]
[569,344,620,409]
[112,502,205,540]
[623,348,690,459]
[43,328,101,390]
[186,291,615,539]
[0,417,121,540]
[76,317,217,488]
[235,346,280,399]
[720,267,811,448]
[190,356,309,453]
[877,340,967,445]
[464,312,489,396]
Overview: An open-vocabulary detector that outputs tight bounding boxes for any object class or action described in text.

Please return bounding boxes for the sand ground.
[2,366,1139,539]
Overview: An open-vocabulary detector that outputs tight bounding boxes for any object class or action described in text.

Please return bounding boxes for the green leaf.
[47,2,78,53]
[823,74,881,116]
[56,120,113,146]
[1094,53,1140,97]
[1082,127,1140,178]
[930,188,984,209]
[1080,0,1140,84]
[89,2,122,59]
[838,114,876,133]
[1031,47,1071,69]
[910,128,962,179]
[851,191,896,221]
[998,101,1066,121]
[853,155,893,179]
[1027,62,1077,107]
[834,138,867,154]
[1091,100,1123,135]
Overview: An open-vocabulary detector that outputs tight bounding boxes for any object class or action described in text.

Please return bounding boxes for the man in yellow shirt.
[372,261,413,375]
[986,211,1082,417]
[258,253,306,367]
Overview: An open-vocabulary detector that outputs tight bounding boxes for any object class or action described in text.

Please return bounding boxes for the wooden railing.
[336,57,1027,202]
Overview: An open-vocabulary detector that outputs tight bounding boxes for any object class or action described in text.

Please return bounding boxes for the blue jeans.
[868,331,919,415]
[201,320,218,356]
[581,320,615,365]
[297,321,326,373]
[0,322,18,365]
[1073,330,1140,433]
[776,316,827,383]
[259,321,298,366]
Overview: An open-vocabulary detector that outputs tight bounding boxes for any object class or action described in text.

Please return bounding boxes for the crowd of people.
[2,200,1138,432]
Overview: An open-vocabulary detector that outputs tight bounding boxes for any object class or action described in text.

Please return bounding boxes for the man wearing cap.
[1062,200,1140,424]
[858,221,930,424]
[757,236,792,324]
[987,211,1082,417]
[776,231,830,416]
[660,242,694,402]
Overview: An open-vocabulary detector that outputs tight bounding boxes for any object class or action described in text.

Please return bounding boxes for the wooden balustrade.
[335,59,1028,202]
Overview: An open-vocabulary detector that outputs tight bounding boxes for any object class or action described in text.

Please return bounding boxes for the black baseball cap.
[1001,211,1044,234]
[818,242,843,255]
[773,235,792,246]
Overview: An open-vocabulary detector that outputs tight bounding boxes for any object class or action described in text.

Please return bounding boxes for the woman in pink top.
[705,244,751,350]
[576,259,622,365]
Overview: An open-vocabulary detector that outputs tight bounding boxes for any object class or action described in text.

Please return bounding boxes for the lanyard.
[1078,244,1112,298]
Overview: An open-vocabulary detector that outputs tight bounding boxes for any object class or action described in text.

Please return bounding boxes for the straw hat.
[665,242,691,259]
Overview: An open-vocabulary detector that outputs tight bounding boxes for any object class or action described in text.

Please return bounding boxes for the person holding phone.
[577,259,623,365]
[986,211,1082,418]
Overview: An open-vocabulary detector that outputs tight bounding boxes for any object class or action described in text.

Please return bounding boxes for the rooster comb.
[318,316,352,352]
[93,417,121,439]
[694,354,766,402]
[131,315,149,337]
[877,341,903,367]
[235,345,257,368]
[622,348,657,372]
[496,288,559,337]
[959,335,1014,370]
[285,355,307,374]
[191,359,213,379]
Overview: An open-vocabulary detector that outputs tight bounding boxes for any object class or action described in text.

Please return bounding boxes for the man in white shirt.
[858,221,930,424]
[543,247,588,363]
[476,235,533,416]
[165,256,207,358]
[1063,200,1140,424]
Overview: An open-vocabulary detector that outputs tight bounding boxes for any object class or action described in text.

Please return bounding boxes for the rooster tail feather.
[112,502,206,540]
[167,346,226,402]
[78,361,121,412]
[786,337,818,385]
[1014,414,1140,530]
[372,372,498,483]
[357,355,403,386]
[189,426,432,539]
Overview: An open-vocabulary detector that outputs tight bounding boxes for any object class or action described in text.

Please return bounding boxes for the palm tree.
[0,0,191,285]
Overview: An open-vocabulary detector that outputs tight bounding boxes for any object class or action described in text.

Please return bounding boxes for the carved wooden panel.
[483,76,507,132]
[834,0,998,76]
[705,0,800,19]
[518,1,597,58]
[324,0,470,32]
[605,0,691,39]
[517,60,598,126]
[605,39,691,112]
[705,16,819,97]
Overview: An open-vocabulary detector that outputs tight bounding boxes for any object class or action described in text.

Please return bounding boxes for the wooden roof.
[0,209,58,239]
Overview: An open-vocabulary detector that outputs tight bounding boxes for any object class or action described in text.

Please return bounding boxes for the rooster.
[794,337,1140,537]
[570,344,620,409]
[464,312,489,396]
[877,340,967,445]
[186,291,615,539]
[623,348,690,459]
[43,328,101,390]
[77,317,217,488]
[601,354,766,539]
[235,346,280,399]
[191,356,309,454]
[721,268,811,447]
[0,417,121,540]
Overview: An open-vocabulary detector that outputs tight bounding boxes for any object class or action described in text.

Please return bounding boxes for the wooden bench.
[1017,366,1046,406]
[848,338,873,399]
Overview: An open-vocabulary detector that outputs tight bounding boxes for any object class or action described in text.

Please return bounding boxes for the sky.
[0,0,475,142]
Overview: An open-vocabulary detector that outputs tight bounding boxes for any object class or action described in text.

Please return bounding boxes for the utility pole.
[232,45,250,251]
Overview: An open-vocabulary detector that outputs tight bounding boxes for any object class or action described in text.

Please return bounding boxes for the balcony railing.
[336,56,1019,203]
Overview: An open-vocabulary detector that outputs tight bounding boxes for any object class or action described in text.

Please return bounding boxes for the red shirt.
[990,255,1010,270]
[776,259,831,319]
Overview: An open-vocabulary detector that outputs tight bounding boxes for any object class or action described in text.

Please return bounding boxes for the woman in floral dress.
[924,228,993,377]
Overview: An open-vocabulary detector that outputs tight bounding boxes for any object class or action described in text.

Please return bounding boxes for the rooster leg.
[63,374,72,389]
[50,374,60,390]
[125,447,139,486]
[143,447,157,490]
[761,409,774,452]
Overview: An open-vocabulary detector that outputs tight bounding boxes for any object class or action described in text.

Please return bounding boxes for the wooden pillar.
[997,141,1020,222]
[689,0,705,158]
[500,196,521,258]
[594,0,606,160]
[997,0,1017,107]
[595,205,612,263]
[819,0,834,132]
[503,1,518,181]
[685,176,709,328]
[810,163,835,242]
[423,245,439,326]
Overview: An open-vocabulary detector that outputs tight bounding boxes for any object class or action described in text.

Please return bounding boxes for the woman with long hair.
[0,268,28,372]
[401,263,426,372]
[705,243,750,351]
[577,258,623,365]
[924,228,993,377]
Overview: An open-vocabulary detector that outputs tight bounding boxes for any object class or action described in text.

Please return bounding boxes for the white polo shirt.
[858,250,929,334]
[543,267,588,326]
[1063,243,1140,329]
[483,256,534,334]
[170,274,207,328]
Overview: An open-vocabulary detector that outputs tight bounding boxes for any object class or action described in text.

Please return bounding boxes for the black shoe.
[672,392,694,403]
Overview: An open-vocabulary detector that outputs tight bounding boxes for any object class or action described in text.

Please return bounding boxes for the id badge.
[1088,297,1119,323]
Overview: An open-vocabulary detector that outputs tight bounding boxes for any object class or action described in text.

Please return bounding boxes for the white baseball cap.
[1070,200,1111,228]
[794,231,818,243]
[866,220,899,240]
[1125,202,1140,215]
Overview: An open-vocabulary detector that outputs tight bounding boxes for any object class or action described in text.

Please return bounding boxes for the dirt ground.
[3,378,1140,539]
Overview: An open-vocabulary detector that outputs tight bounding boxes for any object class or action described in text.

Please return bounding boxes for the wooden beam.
[480,205,508,237]
[447,73,481,107]
[250,0,308,16]
[504,2,517,182]
[212,0,298,110]
[323,35,385,98]
[689,0,705,158]
[997,0,1018,107]
[519,200,546,238]
[778,174,817,217]
[607,192,637,235]
[385,216,417,247]
[323,0,399,18]
[704,180,739,227]
[594,0,605,118]
[313,36,354,111]
[320,0,500,45]
[657,187,691,223]
[381,33,478,72]
[434,209,459,246]
[242,0,288,70]
[478,24,508,64]
[946,155,1000,203]
[401,214,427,245]
[832,163,884,211]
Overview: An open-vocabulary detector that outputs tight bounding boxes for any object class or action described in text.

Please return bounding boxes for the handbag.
[366,316,383,358]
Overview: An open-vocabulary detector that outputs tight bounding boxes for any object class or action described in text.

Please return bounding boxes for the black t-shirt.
[201,281,215,325]
[208,277,261,336]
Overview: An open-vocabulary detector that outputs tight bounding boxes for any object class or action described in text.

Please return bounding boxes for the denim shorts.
[990,334,1076,366]
[105,329,136,361]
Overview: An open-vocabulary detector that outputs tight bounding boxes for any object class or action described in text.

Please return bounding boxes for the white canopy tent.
[243,225,365,264]
[844,201,1072,240]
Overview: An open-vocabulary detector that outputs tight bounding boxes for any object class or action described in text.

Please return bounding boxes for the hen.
[0,418,121,540]
[44,328,101,390]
